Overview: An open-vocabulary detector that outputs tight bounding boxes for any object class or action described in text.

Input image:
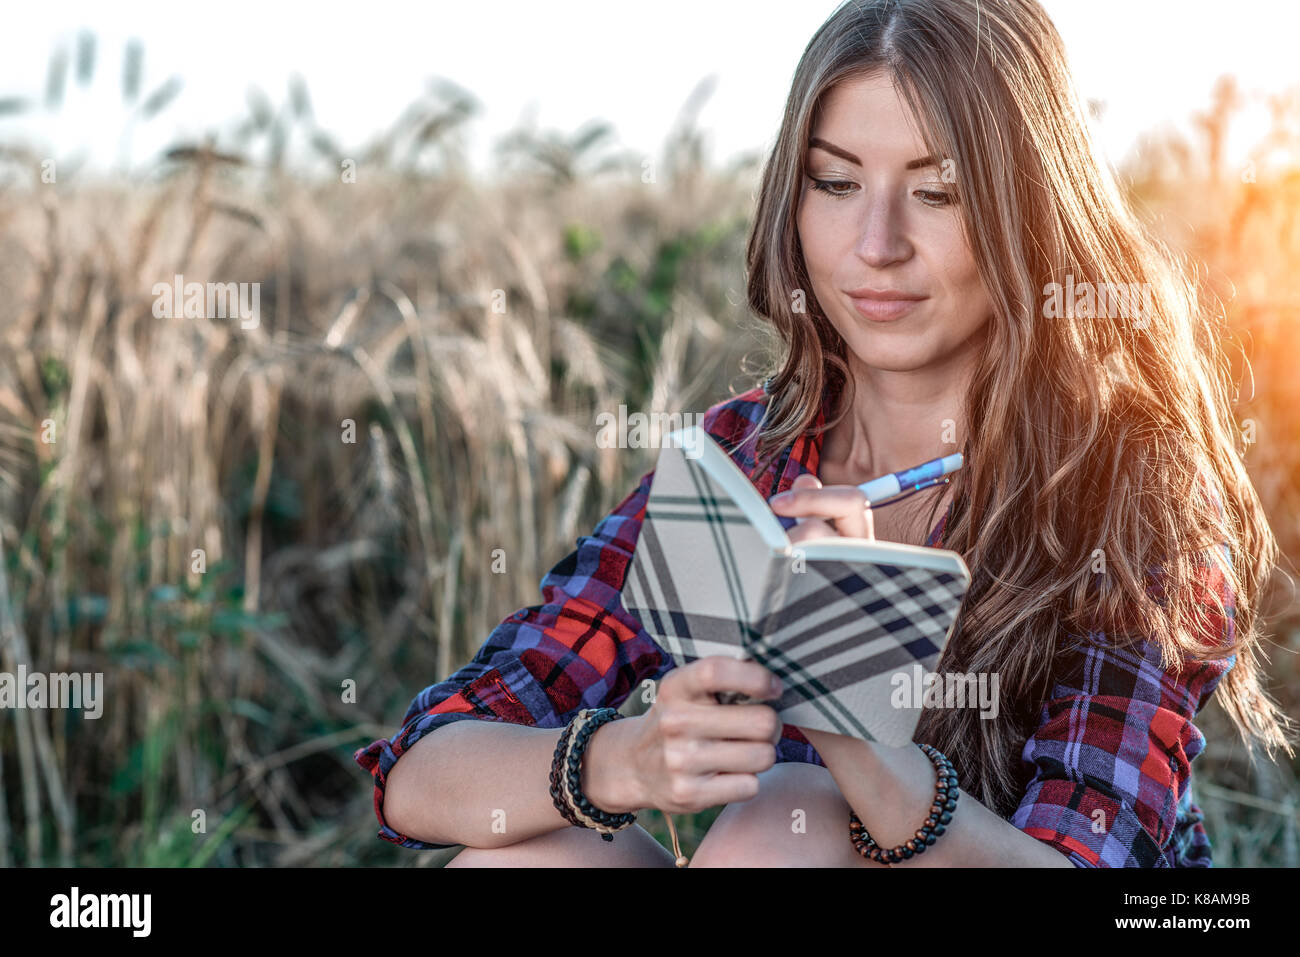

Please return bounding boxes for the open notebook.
[621,425,971,747]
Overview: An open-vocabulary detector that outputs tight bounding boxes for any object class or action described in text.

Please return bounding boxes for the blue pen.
[858,453,963,505]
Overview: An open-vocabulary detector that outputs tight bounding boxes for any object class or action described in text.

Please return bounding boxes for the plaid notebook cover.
[622,428,971,746]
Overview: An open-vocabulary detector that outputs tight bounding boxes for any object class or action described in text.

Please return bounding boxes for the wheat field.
[0,44,1296,866]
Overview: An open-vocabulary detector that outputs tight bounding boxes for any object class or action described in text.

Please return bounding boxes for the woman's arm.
[803,548,1235,869]
[383,715,643,848]
[1007,631,1234,867]
[355,468,669,850]
[801,727,1074,866]
[773,476,1237,868]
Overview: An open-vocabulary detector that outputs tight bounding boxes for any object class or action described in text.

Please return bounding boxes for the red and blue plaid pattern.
[354,383,1235,865]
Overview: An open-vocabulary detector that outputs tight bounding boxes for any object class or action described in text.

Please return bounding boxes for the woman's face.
[796,71,992,375]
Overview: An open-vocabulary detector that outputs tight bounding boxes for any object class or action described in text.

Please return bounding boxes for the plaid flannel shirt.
[355,383,1236,865]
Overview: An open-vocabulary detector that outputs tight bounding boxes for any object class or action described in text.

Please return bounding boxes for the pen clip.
[868,475,951,509]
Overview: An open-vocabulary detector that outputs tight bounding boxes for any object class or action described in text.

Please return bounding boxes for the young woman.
[355,0,1293,867]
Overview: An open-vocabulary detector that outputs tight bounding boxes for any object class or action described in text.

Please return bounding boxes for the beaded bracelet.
[555,711,630,837]
[562,709,638,839]
[547,708,637,841]
[548,716,586,829]
[565,709,638,836]
[849,742,958,864]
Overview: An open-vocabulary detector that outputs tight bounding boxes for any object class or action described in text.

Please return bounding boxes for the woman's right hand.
[584,656,785,815]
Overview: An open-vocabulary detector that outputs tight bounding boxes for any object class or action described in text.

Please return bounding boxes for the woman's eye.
[808,178,955,207]
[808,178,856,199]
[915,189,955,207]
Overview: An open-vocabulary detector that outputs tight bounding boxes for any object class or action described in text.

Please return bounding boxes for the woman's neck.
[821,356,972,487]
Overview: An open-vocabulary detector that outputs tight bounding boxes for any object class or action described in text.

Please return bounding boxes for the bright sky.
[0,0,1294,178]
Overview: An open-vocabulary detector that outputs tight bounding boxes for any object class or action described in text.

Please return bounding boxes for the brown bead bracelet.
[849,742,959,864]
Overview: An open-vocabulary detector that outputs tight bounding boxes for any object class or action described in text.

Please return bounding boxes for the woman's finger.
[772,481,874,540]
[778,475,837,544]
[771,484,869,518]
[787,517,838,544]
[840,496,874,541]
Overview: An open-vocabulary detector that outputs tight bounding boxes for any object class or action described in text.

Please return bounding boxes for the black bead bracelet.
[548,708,637,841]
[566,709,637,834]
[548,718,585,829]
[849,742,959,864]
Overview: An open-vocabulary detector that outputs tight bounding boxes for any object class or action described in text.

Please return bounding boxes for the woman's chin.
[849,348,940,375]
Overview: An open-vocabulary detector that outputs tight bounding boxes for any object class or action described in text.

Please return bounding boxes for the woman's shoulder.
[600,386,773,532]
[698,385,777,481]
[700,385,769,446]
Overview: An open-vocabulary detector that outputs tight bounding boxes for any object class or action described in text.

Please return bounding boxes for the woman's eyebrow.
[808,137,937,171]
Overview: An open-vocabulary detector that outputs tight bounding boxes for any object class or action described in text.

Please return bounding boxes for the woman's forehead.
[810,77,935,158]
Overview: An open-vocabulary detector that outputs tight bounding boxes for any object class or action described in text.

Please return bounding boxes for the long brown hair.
[744,0,1295,817]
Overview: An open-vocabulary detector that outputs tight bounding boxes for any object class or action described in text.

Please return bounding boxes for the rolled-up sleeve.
[353,468,673,849]
[1010,544,1236,867]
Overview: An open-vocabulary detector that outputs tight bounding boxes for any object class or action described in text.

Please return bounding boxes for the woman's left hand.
[769,473,875,544]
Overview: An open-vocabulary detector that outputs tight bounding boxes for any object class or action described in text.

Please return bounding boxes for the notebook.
[621,425,971,747]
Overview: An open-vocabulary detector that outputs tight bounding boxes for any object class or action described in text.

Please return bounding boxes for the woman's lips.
[847,294,927,321]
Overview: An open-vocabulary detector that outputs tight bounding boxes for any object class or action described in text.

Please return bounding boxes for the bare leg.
[445,822,677,867]
[688,762,885,867]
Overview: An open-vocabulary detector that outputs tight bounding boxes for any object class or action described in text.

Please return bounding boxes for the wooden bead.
[848,743,960,865]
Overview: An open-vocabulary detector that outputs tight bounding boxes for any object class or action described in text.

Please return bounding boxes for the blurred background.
[0,0,1296,867]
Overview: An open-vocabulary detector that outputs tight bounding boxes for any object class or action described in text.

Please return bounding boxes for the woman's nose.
[853,195,911,267]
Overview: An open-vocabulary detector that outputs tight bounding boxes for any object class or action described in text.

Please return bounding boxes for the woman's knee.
[689,762,874,867]
[446,822,677,868]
